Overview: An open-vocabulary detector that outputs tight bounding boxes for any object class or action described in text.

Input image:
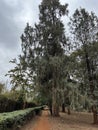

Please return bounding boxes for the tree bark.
[52,87,59,116]
[67,106,71,115]
[92,105,97,124]
[83,44,95,99]
[62,103,65,112]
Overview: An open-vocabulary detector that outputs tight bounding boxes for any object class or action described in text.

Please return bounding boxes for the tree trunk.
[92,105,97,124]
[93,112,97,124]
[52,87,59,116]
[52,103,59,116]
[67,106,71,115]
[84,44,95,99]
[23,101,26,109]
[50,106,52,115]
[48,101,52,115]
[62,103,65,112]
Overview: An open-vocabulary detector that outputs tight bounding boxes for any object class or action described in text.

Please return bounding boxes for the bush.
[0,106,44,130]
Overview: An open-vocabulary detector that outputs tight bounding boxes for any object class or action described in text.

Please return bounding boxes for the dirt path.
[20,110,98,130]
[20,110,51,130]
[49,112,98,130]
[33,110,50,130]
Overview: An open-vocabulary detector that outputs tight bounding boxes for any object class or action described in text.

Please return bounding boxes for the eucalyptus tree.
[8,0,69,116]
[37,0,69,116]
[69,8,98,99]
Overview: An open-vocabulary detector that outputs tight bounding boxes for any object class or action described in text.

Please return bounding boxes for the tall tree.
[35,0,68,116]
[8,0,68,116]
[69,8,98,99]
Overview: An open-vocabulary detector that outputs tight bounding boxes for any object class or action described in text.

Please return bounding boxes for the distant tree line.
[0,83,37,112]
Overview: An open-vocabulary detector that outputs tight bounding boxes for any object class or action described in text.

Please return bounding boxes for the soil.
[49,111,98,130]
[20,110,98,130]
[20,110,51,130]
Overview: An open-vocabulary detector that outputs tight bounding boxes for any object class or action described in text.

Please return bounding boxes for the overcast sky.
[0,0,98,86]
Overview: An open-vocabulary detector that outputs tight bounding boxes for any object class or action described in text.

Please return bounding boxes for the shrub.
[0,106,44,130]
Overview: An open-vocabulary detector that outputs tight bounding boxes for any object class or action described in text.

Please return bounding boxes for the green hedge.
[0,106,44,130]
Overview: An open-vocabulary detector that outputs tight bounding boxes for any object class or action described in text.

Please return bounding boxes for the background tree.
[6,57,35,109]
[0,82,6,94]
[69,8,98,99]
